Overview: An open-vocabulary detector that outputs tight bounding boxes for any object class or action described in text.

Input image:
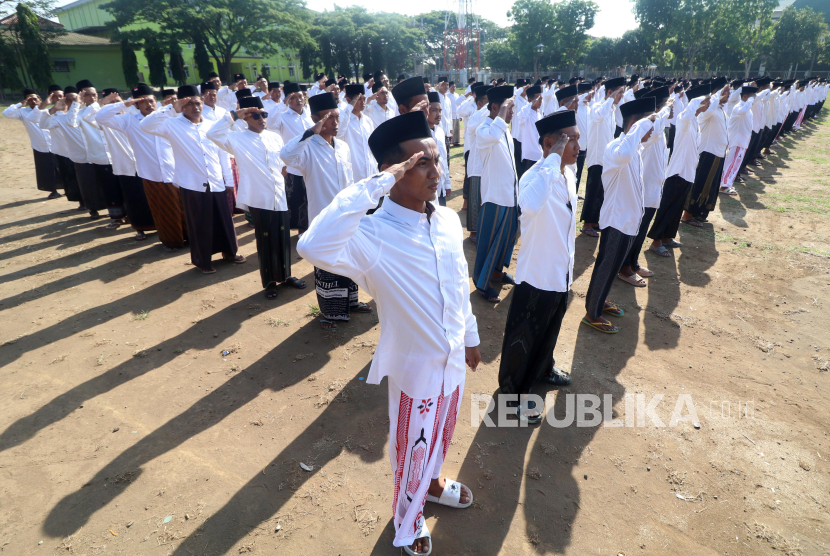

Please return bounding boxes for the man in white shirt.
[683,79,729,225]
[618,86,672,284]
[435,78,454,157]
[574,82,594,188]
[95,83,179,244]
[647,84,710,256]
[460,84,491,237]
[280,92,373,330]
[499,111,578,424]
[363,82,394,128]
[473,85,520,303]
[216,73,248,112]
[581,76,625,237]
[338,84,378,182]
[208,95,308,298]
[3,87,61,199]
[252,76,269,99]
[719,85,757,194]
[456,82,483,209]
[448,81,461,146]
[426,91,452,205]
[261,82,283,114]
[392,76,429,117]
[297,111,480,556]
[512,79,529,172]
[517,85,544,175]
[582,97,656,334]
[308,73,327,97]
[141,85,245,271]
[372,71,398,115]
[39,84,105,218]
[267,81,313,231]
[33,87,86,206]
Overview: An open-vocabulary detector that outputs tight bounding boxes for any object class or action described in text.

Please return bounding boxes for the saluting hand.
[172,97,192,113]
[385,150,424,182]
[550,133,570,158]
[411,99,429,114]
[310,112,331,134]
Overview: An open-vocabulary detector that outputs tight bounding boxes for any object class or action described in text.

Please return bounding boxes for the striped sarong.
[473,202,519,292]
[142,180,188,249]
[466,176,481,232]
[685,151,724,219]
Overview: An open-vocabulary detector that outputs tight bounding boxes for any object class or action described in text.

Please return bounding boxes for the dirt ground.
[0,108,829,556]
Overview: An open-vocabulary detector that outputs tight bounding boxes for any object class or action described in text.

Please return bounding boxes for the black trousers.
[93,164,125,219]
[498,282,568,395]
[575,150,587,192]
[285,173,309,231]
[250,207,291,289]
[521,158,538,175]
[580,165,604,223]
[55,155,82,203]
[513,138,523,178]
[648,175,692,241]
[685,152,724,220]
[667,124,677,156]
[462,150,470,200]
[585,227,634,319]
[32,149,59,193]
[625,207,656,270]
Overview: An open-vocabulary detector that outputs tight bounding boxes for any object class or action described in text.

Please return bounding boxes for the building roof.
[0,28,115,46]
[53,0,98,12]
[0,13,64,26]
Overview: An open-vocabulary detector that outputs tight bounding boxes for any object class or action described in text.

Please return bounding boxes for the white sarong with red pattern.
[387,379,464,548]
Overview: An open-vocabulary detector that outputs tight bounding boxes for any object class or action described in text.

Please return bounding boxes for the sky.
[53,0,640,38]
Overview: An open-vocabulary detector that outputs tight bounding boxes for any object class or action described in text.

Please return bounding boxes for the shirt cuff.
[542,152,561,169]
[464,330,480,348]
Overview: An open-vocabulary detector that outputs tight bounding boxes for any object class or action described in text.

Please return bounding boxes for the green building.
[1,12,126,93]
[53,0,308,86]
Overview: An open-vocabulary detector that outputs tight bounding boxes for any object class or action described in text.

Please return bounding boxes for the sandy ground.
[0,108,829,556]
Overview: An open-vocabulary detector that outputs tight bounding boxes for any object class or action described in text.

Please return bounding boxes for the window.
[53,61,70,72]
[289,67,295,77]
[186,43,193,49]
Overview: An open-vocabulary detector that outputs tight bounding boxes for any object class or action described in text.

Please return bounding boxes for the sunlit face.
[386,138,441,203]
[376,87,389,105]
[544,125,581,166]
[438,82,449,94]
[312,107,339,136]
[202,89,217,107]
[181,96,203,120]
[286,92,303,113]
[81,87,97,106]
[136,95,156,116]
[427,102,442,127]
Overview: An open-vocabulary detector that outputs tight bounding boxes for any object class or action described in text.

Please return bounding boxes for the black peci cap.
[536,110,577,137]
[269,81,280,90]
[233,73,246,81]
[48,84,62,93]
[686,84,711,100]
[555,85,577,102]
[315,72,326,81]
[238,96,263,110]
[23,87,37,96]
[101,87,120,96]
[620,97,656,119]
[200,81,217,91]
[368,110,433,164]
[178,85,200,98]
[283,82,300,95]
[643,86,670,105]
[487,85,514,104]
[577,83,593,94]
[75,79,94,90]
[473,85,492,99]
[526,85,542,98]
[235,88,252,100]
[308,92,338,113]
[372,82,386,93]
[603,77,626,90]
[741,86,759,95]
[207,72,219,79]
[344,84,364,97]
[392,76,427,106]
[131,83,153,97]
[63,86,78,94]
[162,88,176,97]
[427,91,440,104]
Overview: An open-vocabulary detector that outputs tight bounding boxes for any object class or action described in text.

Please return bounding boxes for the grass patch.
[132,310,150,321]
[766,192,830,215]
[307,304,321,318]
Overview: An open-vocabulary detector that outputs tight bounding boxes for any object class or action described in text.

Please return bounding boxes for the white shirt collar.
[378,196,426,228]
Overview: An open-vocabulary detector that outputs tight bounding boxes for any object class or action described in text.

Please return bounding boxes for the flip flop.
[635,267,655,278]
[285,276,307,289]
[426,478,473,508]
[517,399,544,425]
[403,522,432,556]
[617,273,647,287]
[351,302,373,314]
[320,319,338,331]
[649,245,671,257]
[581,317,619,334]
[104,221,121,230]
[719,187,738,196]
[264,284,278,299]
[199,267,216,274]
[540,366,572,386]
[663,239,683,248]
[134,233,147,241]
[581,228,599,238]
[603,302,625,317]
[497,272,516,285]
[680,219,702,228]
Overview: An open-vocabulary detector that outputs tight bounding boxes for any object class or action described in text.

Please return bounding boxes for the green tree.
[771,7,828,73]
[144,36,167,87]
[710,0,777,77]
[193,36,214,81]
[13,3,53,89]
[0,33,23,93]
[485,37,516,70]
[586,36,621,70]
[672,0,721,74]
[618,28,653,67]
[555,0,599,74]
[0,0,55,18]
[168,38,185,85]
[506,0,558,70]
[120,38,139,88]
[633,0,676,71]
[102,0,314,84]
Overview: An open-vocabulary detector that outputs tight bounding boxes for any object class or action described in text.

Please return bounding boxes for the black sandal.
[285,276,307,289]
[351,302,373,314]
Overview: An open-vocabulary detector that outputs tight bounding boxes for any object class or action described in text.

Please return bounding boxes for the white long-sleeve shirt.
[296,173,479,399]
[476,116,518,207]
[364,101,394,128]
[337,104,377,182]
[96,102,175,183]
[641,106,671,209]
[585,97,616,168]
[30,108,68,158]
[457,97,478,153]
[207,113,286,212]
[201,104,235,189]
[438,91,453,138]
[698,94,728,158]
[726,97,755,149]
[517,152,577,292]
[599,118,653,235]
[280,132,353,224]
[68,102,111,165]
[216,86,238,112]
[541,85,559,116]
[518,104,542,162]
[140,106,225,192]
[575,94,590,151]
[2,103,51,152]
[511,93,527,142]
[308,83,325,97]
[266,106,313,176]
[39,106,88,163]
[432,125,451,198]
[82,102,136,177]
[666,97,705,183]
[465,106,490,177]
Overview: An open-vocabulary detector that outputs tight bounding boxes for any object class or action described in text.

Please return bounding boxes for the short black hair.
[622,112,651,130]
[377,143,406,171]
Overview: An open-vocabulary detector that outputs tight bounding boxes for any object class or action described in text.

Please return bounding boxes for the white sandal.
[403,521,432,556]
[425,478,473,509]
[719,187,738,196]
